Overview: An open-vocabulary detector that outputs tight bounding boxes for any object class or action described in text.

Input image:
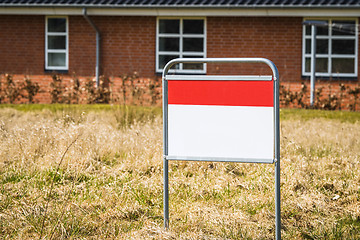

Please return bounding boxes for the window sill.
[156,72,207,76]
[301,75,358,81]
[45,69,69,74]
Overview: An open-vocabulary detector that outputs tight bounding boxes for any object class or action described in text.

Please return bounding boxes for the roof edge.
[1,3,360,9]
[1,6,360,17]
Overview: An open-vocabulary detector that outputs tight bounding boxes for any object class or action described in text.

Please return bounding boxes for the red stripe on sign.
[168,80,274,107]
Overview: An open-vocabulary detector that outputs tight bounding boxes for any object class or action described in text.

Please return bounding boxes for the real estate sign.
[162,58,281,240]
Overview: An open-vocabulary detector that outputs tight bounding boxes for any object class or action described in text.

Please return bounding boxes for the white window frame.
[45,16,69,71]
[302,18,358,78]
[156,17,207,74]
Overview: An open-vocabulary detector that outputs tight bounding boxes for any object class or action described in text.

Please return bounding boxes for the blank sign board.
[166,75,275,163]
[162,58,281,239]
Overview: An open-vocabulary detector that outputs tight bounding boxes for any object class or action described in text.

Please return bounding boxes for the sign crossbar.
[166,75,273,81]
[162,58,281,240]
[166,156,274,164]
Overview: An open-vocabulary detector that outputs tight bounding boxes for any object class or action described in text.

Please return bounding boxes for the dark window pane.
[182,56,204,70]
[305,58,311,72]
[305,39,328,54]
[159,55,179,69]
[305,58,328,73]
[317,39,328,54]
[183,20,204,34]
[183,38,203,52]
[332,21,356,36]
[48,18,66,32]
[48,53,66,67]
[159,20,179,34]
[183,62,203,70]
[159,37,179,51]
[183,63,204,70]
[305,20,328,36]
[305,39,311,54]
[48,36,66,49]
[332,58,355,74]
[317,21,329,36]
[316,58,328,73]
[332,39,355,54]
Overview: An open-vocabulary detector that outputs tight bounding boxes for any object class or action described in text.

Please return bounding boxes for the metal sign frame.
[162,58,281,239]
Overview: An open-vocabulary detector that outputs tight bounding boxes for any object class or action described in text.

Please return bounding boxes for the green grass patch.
[0,104,162,128]
[280,108,360,123]
[0,103,161,115]
[2,104,359,123]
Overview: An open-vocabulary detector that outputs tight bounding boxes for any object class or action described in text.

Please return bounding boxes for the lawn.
[0,105,359,239]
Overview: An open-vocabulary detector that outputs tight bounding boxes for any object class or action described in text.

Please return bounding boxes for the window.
[302,18,358,78]
[45,16,68,70]
[156,18,206,73]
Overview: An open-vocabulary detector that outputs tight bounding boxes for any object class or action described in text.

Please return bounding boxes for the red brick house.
[0,0,359,108]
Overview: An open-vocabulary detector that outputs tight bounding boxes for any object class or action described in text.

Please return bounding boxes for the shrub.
[148,78,161,105]
[119,72,139,105]
[279,82,307,109]
[50,74,65,104]
[84,76,111,104]
[279,82,359,111]
[65,75,82,104]
[21,76,40,103]
[347,84,360,112]
[3,74,21,103]
[0,73,358,111]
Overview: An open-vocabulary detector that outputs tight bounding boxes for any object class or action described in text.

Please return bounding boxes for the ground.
[0,105,359,239]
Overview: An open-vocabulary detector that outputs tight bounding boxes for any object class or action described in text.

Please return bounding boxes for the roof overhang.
[0,6,360,17]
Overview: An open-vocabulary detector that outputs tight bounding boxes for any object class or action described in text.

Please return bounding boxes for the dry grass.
[0,106,359,239]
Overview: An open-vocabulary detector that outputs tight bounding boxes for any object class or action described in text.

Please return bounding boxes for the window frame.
[302,17,358,78]
[45,16,69,71]
[156,17,207,74]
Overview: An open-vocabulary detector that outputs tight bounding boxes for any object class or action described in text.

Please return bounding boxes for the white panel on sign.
[168,105,274,160]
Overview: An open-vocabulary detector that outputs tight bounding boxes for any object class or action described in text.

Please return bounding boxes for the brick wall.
[68,16,156,77]
[0,15,359,110]
[0,15,156,77]
[0,15,45,74]
[207,17,302,79]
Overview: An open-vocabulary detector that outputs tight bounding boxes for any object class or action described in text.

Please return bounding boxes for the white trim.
[166,75,273,81]
[165,156,274,164]
[156,17,206,74]
[302,17,358,78]
[45,16,69,71]
[2,7,360,17]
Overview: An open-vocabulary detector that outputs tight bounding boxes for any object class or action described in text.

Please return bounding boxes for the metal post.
[273,63,281,240]
[83,8,101,88]
[163,158,169,228]
[95,32,100,87]
[303,20,327,106]
[310,25,317,106]
[275,162,281,239]
[162,75,169,229]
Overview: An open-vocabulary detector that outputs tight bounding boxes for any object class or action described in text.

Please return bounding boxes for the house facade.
[0,0,359,108]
